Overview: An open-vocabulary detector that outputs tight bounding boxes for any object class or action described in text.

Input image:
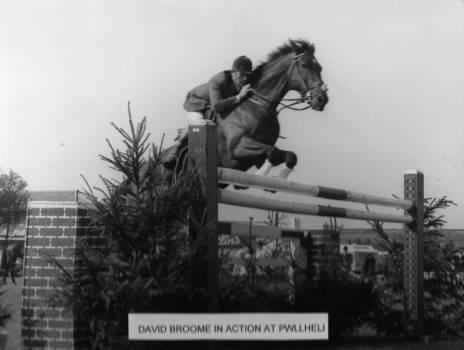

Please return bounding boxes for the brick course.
[41,208,65,217]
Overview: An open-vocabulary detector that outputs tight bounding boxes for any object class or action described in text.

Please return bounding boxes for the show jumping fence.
[188,120,424,339]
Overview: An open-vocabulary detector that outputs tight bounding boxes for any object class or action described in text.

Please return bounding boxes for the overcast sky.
[1,0,463,228]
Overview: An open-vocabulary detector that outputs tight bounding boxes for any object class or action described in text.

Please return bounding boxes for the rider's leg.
[164,112,205,164]
[187,111,205,124]
[176,111,205,144]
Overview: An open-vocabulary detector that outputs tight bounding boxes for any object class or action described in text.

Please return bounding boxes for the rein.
[250,89,312,113]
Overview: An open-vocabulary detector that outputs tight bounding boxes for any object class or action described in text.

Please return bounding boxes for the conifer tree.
[0,169,28,283]
[51,106,207,349]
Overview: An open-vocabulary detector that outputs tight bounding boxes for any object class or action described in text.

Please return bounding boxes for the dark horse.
[165,39,328,178]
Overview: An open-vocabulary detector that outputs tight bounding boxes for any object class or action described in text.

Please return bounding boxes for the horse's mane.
[267,39,315,62]
[251,39,315,85]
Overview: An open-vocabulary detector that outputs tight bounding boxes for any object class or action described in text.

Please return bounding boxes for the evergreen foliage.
[369,196,464,337]
[0,170,28,283]
[0,169,28,331]
[50,107,207,349]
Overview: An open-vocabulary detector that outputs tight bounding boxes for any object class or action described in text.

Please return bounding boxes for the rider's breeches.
[177,112,206,142]
[186,111,205,124]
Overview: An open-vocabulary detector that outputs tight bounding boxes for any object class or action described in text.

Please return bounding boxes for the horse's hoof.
[233,185,249,190]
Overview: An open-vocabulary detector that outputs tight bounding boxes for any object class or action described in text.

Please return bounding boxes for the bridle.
[250,53,328,114]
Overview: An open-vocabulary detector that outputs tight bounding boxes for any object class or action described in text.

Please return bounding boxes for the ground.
[1,277,464,349]
[0,276,21,350]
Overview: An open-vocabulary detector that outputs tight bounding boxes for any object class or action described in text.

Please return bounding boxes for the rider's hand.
[236,84,252,102]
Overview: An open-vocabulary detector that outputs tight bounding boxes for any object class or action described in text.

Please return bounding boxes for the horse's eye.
[301,63,310,69]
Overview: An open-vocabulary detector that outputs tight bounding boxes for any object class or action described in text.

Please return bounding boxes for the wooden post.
[188,120,219,313]
[403,170,424,338]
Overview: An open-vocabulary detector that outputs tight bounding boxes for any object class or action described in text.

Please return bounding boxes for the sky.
[1,0,463,228]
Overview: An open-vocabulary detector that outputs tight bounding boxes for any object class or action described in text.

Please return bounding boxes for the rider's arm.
[209,74,241,114]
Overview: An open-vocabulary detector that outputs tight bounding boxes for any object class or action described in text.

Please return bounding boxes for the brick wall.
[22,201,93,350]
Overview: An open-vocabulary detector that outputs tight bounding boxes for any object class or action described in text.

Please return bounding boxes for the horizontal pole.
[218,168,413,210]
[219,190,413,224]
[218,221,283,238]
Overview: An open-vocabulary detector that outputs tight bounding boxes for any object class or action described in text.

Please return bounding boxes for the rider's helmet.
[232,56,253,75]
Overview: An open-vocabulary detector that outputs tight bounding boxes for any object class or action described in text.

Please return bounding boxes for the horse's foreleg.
[225,131,273,167]
[277,165,294,179]
[278,151,297,179]
[255,159,273,176]
[224,130,298,178]
[267,148,298,179]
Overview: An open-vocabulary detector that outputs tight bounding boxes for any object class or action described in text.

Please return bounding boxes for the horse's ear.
[289,39,300,53]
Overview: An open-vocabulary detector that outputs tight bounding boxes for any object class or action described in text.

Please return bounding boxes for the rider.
[169,56,254,158]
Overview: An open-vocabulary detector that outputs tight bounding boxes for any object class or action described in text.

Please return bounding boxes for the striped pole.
[219,168,413,210]
[219,190,413,224]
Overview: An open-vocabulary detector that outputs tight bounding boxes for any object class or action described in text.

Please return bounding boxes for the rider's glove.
[236,84,252,102]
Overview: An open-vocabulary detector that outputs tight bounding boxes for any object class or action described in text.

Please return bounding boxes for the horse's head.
[252,39,329,112]
[286,40,328,111]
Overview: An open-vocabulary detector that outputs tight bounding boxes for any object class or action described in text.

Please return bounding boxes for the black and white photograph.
[1,0,463,349]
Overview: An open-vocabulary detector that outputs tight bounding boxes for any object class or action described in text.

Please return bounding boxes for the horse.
[164,39,328,179]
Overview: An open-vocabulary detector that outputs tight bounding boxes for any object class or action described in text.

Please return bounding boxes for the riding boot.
[162,127,188,165]
[173,127,188,156]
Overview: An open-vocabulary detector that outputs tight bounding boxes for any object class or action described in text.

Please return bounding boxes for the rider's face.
[232,71,251,89]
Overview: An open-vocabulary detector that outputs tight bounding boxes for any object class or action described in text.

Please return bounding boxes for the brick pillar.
[324,232,341,275]
[307,231,340,281]
[22,201,92,350]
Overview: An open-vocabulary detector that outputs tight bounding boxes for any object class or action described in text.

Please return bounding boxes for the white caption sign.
[129,313,328,340]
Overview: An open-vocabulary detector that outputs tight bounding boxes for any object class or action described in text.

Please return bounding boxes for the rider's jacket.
[183,70,241,117]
